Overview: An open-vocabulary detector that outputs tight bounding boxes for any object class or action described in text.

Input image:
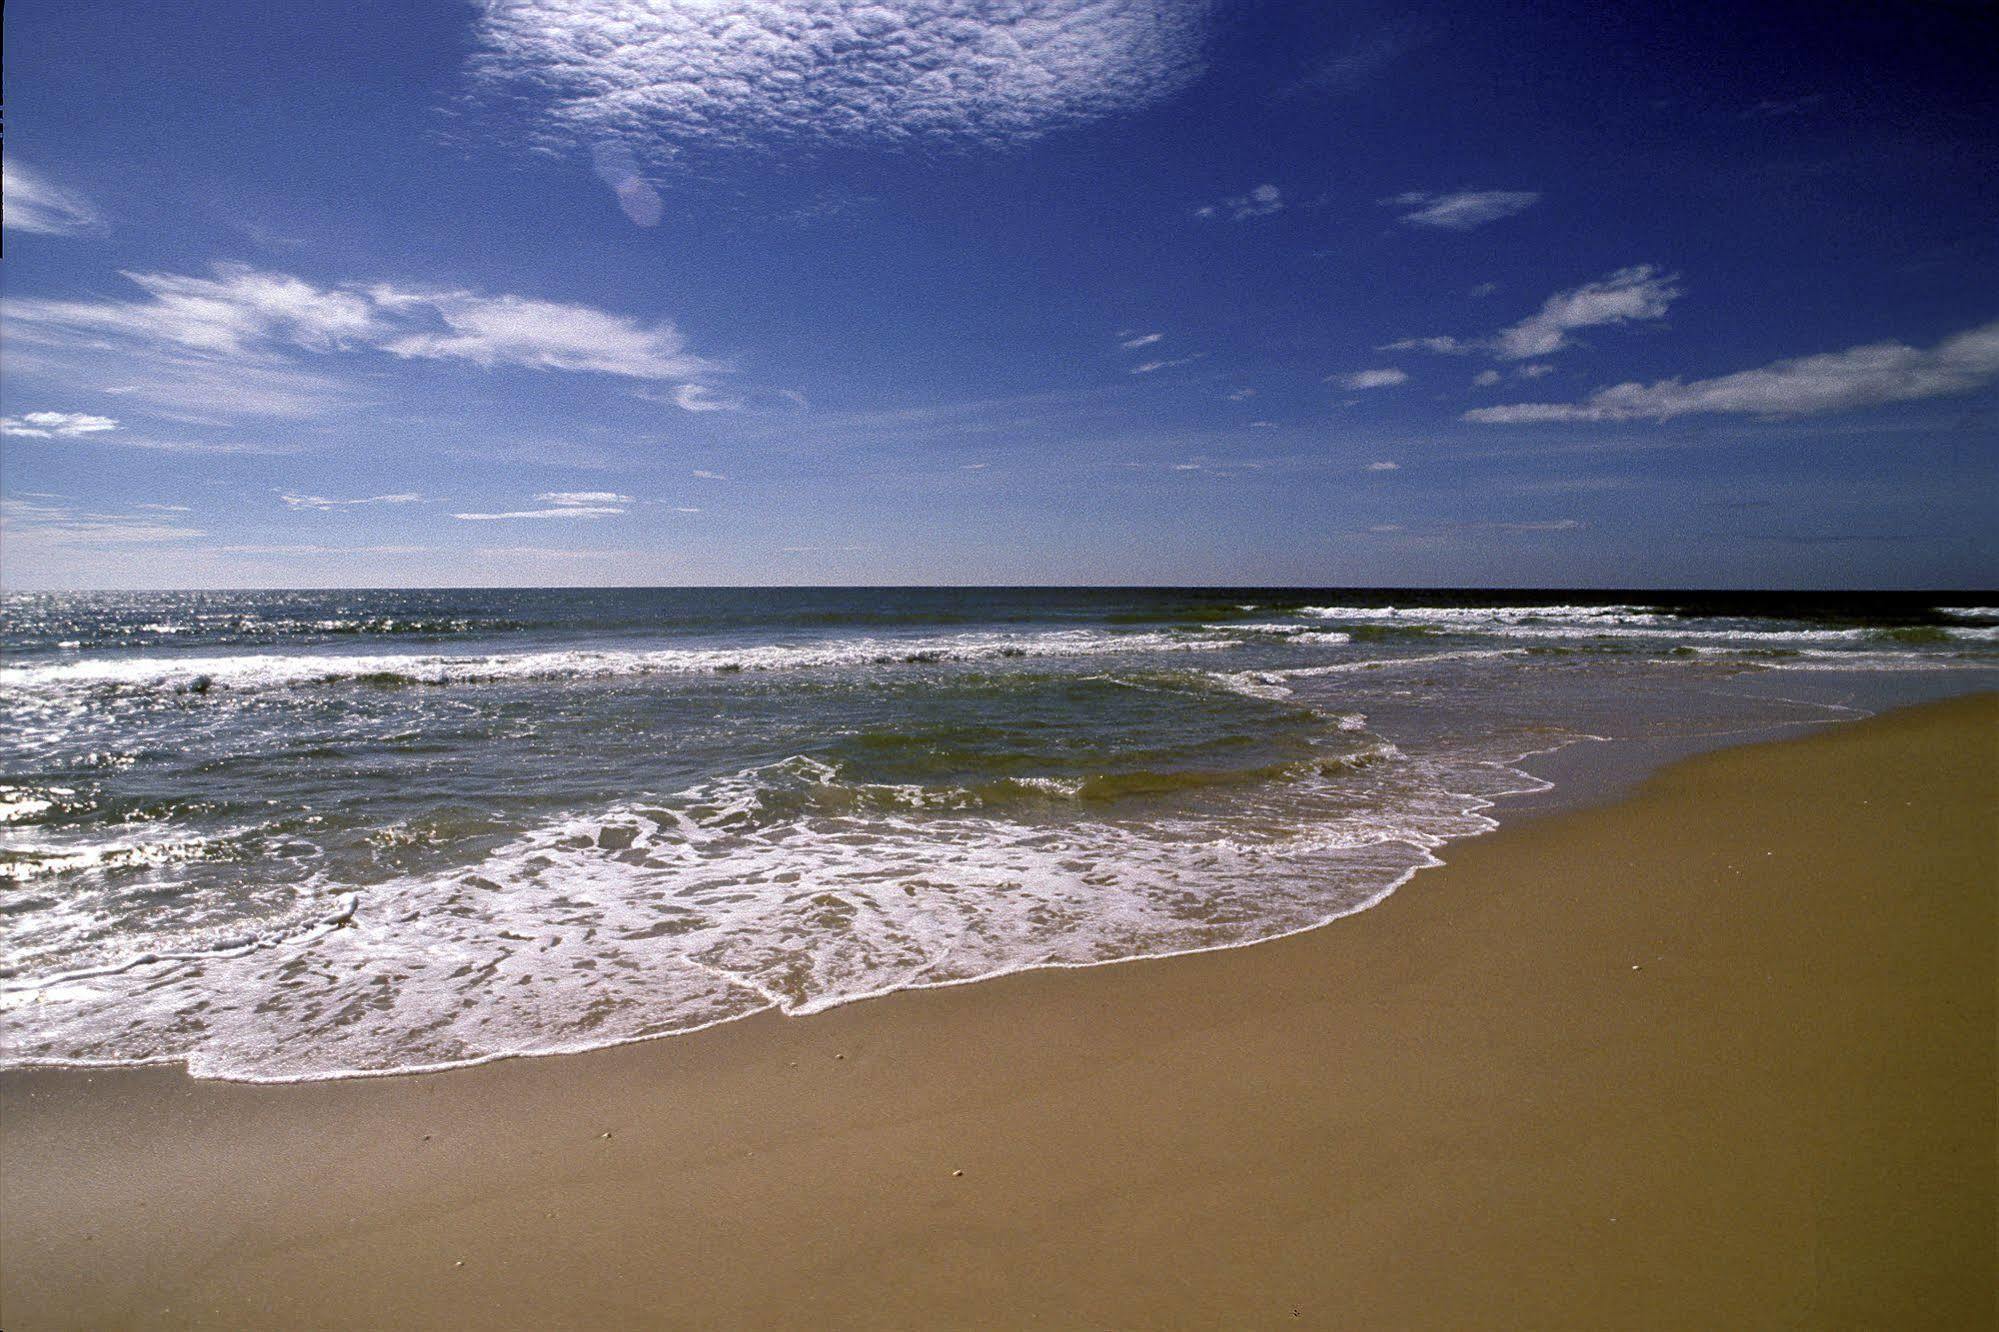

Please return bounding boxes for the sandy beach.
[2,694,1992,1330]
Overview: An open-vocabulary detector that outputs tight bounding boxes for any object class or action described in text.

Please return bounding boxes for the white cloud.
[670,383,740,412]
[1493,265,1678,360]
[2,160,102,235]
[470,0,1211,160]
[1121,332,1164,349]
[1384,266,1678,366]
[538,491,633,505]
[1364,460,1400,471]
[451,507,626,521]
[6,264,723,398]
[1130,353,1204,375]
[281,492,424,510]
[1379,335,1474,355]
[96,359,357,421]
[451,489,631,521]
[691,469,728,480]
[1388,189,1539,230]
[1516,362,1556,379]
[377,288,719,381]
[1,411,119,438]
[1472,369,1503,387]
[1332,368,1409,390]
[1195,183,1282,221]
[1465,318,1999,423]
[1225,387,1257,401]
[8,264,384,359]
[0,497,202,546]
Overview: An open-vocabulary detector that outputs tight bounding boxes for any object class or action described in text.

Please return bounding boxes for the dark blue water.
[2,588,1992,1081]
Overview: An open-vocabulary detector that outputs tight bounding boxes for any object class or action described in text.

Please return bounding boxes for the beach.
[3,693,1991,1329]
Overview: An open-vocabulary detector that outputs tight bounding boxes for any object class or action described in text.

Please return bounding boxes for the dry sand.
[3,695,1994,1330]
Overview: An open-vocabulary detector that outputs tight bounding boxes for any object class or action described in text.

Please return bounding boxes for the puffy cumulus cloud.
[1466,319,1999,423]
[471,0,1213,161]
[1387,189,1538,230]
[6,263,723,390]
[2,159,103,235]
[1195,183,1282,221]
[1,411,119,438]
[1493,265,1678,361]
[1331,368,1408,390]
[1472,369,1503,387]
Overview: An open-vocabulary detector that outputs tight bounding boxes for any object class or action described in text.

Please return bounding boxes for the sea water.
[1,587,1991,1081]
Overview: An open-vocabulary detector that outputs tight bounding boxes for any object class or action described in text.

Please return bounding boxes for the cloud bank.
[471,0,1213,161]
[1466,319,1999,423]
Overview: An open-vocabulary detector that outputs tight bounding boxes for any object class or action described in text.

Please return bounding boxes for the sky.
[2,0,1995,590]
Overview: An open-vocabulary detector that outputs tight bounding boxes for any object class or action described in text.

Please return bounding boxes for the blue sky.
[2,0,1994,590]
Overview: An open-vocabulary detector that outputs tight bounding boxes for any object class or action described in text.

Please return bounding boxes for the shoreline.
[3,694,1993,1328]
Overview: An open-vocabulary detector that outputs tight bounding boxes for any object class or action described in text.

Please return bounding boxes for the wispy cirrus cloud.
[280,491,424,510]
[1466,319,1999,423]
[0,496,203,546]
[1378,335,1475,355]
[470,0,1213,161]
[1130,353,1206,375]
[1386,189,1539,230]
[1195,184,1282,220]
[450,491,632,521]
[5,263,725,409]
[2,159,103,235]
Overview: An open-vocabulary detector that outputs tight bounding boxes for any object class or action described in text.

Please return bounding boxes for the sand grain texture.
[3,696,1994,1329]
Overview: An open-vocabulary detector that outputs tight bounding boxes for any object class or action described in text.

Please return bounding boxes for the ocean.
[2,587,1993,1082]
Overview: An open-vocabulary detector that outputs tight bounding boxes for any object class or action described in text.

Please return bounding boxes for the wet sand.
[2,695,1993,1329]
